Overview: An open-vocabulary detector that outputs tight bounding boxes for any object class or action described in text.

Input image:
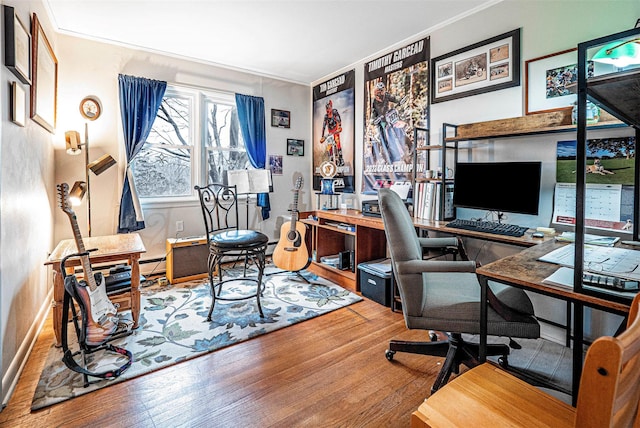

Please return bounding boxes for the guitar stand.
[265,258,313,284]
[60,252,133,388]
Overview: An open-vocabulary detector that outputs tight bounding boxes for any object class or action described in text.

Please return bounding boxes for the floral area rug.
[32,266,362,410]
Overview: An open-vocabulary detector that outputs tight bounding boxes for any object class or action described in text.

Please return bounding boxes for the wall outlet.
[176,220,184,232]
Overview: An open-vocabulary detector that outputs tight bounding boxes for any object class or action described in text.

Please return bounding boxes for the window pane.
[204,100,243,149]
[132,146,192,197]
[149,96,192,146]
[206,149,251,184]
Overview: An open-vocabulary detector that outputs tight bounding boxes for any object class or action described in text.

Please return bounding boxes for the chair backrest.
[378,188,422,263]
[195,183,240,244]
[378,188,425,318]
[575,293,640,427]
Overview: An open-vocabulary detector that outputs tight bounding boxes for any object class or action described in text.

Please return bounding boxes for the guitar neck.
[289,190,300,228]
[69,214,98,292]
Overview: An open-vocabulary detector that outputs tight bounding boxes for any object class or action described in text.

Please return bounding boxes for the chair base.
[385,332,510,394]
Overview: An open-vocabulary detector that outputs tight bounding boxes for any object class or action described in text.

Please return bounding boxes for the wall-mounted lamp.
[68,181,87,206]
[592,37,640,68]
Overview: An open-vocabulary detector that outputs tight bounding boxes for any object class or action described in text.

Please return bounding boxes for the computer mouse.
[532,232,545,238]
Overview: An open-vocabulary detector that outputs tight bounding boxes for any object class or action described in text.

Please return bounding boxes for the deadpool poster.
[363,37,430,194]
[312,69,355,192]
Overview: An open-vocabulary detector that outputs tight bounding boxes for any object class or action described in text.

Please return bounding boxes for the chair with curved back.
[378,188,540,394]
[195,183,269,321]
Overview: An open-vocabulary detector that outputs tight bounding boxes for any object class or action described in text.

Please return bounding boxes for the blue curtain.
[117,74,167,232]
[235,93,270,220]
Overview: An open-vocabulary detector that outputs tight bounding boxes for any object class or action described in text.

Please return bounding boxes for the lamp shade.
[69,181,87,206]
[88,154,117,175]
[592,38,640,67]
[65,131,82,155]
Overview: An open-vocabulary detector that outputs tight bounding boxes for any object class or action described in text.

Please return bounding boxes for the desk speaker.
[166,237,209,284]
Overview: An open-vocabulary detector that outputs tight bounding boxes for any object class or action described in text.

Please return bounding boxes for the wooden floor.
[0,291,444,427]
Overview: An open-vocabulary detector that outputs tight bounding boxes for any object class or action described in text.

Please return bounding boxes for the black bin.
[358,259,393,307]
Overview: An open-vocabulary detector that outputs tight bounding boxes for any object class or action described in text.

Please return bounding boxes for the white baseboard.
[1,289,52,409]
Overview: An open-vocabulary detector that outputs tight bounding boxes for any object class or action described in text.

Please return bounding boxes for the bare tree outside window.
[204,99,250,183]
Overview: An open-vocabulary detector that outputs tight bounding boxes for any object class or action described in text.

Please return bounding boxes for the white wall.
[53,36,311,266]
[1,0,56,406]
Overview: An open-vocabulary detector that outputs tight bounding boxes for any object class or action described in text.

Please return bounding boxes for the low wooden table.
[45,233,146,346]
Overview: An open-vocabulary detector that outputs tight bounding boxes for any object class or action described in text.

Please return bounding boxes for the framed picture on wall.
[269,155,283,175]
[3,6,31,85]
[287,139,304,156]
[30,13,58,133]
[271,109,290,128]
[431,28,520,104]
[525,48,596,115]
[11,82,26,127]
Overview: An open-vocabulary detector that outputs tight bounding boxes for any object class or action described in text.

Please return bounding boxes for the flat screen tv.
[453,161,541,215]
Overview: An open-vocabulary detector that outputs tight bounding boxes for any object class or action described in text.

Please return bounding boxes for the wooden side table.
[45,233,146,346]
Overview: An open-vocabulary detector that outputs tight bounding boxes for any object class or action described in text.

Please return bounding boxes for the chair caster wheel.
[498,356,509,367]
[385,350,395,361]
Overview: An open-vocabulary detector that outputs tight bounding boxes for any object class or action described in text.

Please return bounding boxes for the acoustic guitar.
[57,183,118,346]
[273,177,309,272]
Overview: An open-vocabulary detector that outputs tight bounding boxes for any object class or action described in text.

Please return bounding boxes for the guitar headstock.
[294,176,303,190]
[57,183,74,217]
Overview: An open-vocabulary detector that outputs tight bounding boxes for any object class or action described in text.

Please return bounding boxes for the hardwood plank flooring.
[0,293,444,427]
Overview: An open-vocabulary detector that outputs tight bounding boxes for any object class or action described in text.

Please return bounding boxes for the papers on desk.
[542,266,574,288]
[555,232,619,246]
[539,244,640,282]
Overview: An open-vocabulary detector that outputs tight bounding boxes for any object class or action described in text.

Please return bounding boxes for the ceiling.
[44,0,498,85]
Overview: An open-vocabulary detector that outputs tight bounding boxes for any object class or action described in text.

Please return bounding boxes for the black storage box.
[358,259,393,307]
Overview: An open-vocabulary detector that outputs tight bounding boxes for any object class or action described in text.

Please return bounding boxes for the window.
[131,86,250,200]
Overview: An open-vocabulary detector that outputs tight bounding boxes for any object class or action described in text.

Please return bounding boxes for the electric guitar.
[273,177,309,272]
[57,183,118,346]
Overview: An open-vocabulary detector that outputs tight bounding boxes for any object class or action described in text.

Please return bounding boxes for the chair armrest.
[418,237,459,250]
[395,259,476,274]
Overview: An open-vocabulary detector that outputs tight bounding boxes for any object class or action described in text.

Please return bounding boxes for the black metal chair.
[195,183,269,320]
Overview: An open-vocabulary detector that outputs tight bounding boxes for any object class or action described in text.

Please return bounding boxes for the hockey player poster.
[312,69,355,193]
[363,37,430,194]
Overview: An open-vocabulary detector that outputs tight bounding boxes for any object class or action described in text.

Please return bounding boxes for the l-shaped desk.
[303,209,633,403]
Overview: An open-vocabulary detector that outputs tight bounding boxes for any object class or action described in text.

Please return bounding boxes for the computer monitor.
[453,161,541,215]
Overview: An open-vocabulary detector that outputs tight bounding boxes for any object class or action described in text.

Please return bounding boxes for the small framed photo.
[287,138,304,156]
[3,6,31,85]
[269,155,283,175]
[271,109,290,128]
[11,82,26,127]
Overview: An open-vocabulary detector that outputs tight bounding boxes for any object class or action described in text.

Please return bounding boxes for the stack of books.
[413,182,454,221]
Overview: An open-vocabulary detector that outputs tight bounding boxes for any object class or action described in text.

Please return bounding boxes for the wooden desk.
[301,211,555,290]
[476,239,631,402]
[46,234,146,346]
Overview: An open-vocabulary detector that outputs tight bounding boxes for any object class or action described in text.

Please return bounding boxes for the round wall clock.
[79,96,102,121]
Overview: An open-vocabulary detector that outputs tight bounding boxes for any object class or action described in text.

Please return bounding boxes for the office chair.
[412,292,640,427]
[377,188,540,394]
[195,183,269,320]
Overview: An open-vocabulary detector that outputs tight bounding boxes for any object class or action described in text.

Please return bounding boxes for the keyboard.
[445,219,529,237]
